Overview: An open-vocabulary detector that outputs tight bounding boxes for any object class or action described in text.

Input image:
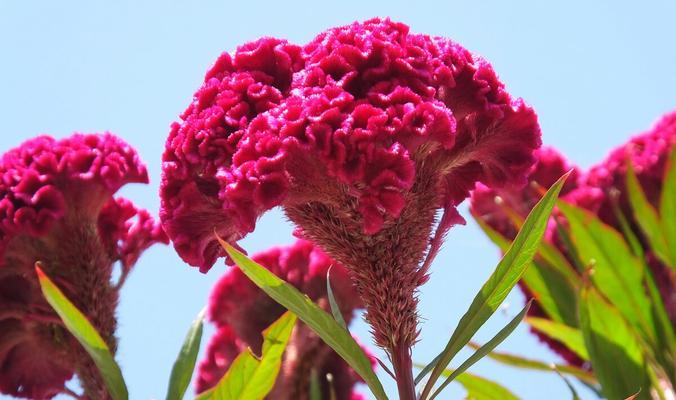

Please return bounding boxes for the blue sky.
[1,1,674,399]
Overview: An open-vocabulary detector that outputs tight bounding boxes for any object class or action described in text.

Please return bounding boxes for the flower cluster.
[470,111,676,365]
[0,133,167,399]
[161,18,541,363]
[196,239,370,400]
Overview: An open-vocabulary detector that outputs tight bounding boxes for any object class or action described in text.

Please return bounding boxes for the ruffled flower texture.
[0,134,167,399]
[161,18,541,358]
[196,240,372,400]
[470,111,676,366]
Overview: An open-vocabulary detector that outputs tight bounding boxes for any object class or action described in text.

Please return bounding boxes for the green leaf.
[552,367,581,400]
[473,214,578,326]
[579,284,651,400]
[199,312,296,400]
[467,344,596,385]
[419,172,570,400]
[429,301,532,399]
[660,148,676,268]
[309,369,322,400]
[35,264,128,400]
[326,268,347,330]
[626,161,672,267]
[525,317,588,360]
[414,364,518,400]
[166,308,206,400]
[454,373,519,400]
[219,238,387,400]
[558,202,656,343]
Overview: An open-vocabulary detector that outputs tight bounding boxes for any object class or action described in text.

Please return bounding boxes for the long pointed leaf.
[525,317,588,360]
[199,312,296,400]
[218,238,387,400]
[429,301,531,399]
[473,214,578,326]
[166,308,206,400]
[626,161,672,267]
[420,172,569,400]
[326,268,347,330]
[660,148,676,268]
[414,363,519,400]
[558,202,656,343]
[467,344,596,385]
[35,264,128,400]
[579,284,650,400]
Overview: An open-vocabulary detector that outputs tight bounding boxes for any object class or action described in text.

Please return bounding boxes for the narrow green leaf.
[454,373,519,400]
[309,369,323,400]
[35,264,128,400]
[166,308,206,400]
[326,268,347,330]
[579,284,651,400]
[420,172,569,400]
[626,161,672,267]
[660,148,676,268]
[200,312,296,400]
[219,238,387,400]
[473,214,579,326]
[414,364,518,400]
[429,301,532,399]
[467,344,596,385]
[525,317,588,360]
[558,202,656,343]
[414,353,442,386]
[552,367,581,400]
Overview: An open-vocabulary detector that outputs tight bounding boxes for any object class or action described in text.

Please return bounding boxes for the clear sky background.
[1,1,674,399]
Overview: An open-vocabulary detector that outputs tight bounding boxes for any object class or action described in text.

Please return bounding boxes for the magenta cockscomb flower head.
[0,133,167,399]
[196,240,370,400]
[161,18,541,388]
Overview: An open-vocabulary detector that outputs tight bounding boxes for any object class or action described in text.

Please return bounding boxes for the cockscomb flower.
[0,133,167,399]
[470,111,676,364]
[196,239,371,400]
[161,18,541,392]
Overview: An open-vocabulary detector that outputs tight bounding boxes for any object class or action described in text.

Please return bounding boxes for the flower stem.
[392,342,416,400]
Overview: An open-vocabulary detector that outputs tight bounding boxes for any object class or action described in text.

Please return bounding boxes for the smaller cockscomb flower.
[470,111,676,365]
[0,133,166,399]
[196,240,370,400]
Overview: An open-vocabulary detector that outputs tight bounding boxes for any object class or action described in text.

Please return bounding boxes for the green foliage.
[474,215,579,326]
[419,172,569,400]
[578,285,651,400]
[626,161,673,268]
[35,264,128,400]
[468,344,596,385]
[218,237,388,400]
[524,318,588,360]
[196,312,297,400]
[326,268,347,330]
[474,156,676,399]
[660,149,676,266]
[166,308,206,400]
[429,301,532,399]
